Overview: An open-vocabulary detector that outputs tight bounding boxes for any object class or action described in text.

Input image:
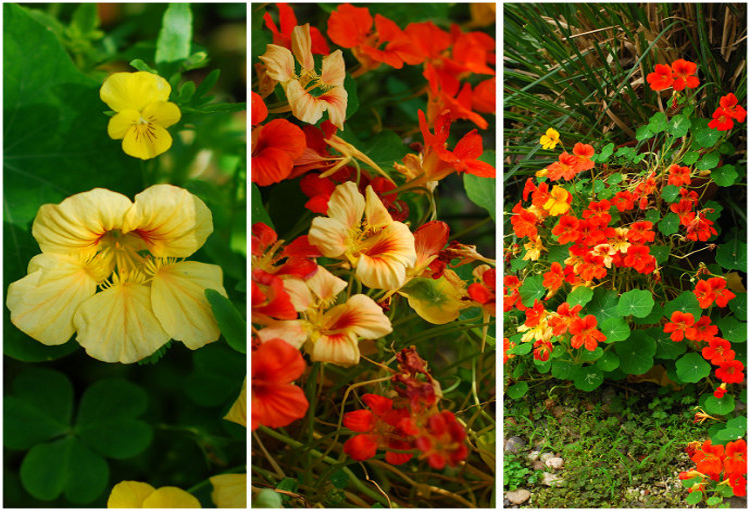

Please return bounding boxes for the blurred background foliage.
[504,3,747,194]
[4,3,246,507]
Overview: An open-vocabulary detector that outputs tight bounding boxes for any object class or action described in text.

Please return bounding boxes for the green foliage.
[156,4,193,66]
[465,173,496,221]
[616,289,654,318]
[615,332,656,374]
[206,289,247,354]
[675,353,712,383]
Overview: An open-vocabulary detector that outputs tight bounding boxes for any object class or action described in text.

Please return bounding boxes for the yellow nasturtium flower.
[107,481,201,508]
[543,185,571,216]
[539,128,561,150]
[100,71,181,160]
[209,474,247,508]
[6,185,227,364]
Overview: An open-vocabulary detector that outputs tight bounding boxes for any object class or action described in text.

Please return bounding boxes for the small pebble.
[506,489,531,505]
[531,460,546,471]
[505,436,526,454]
[541,472,564,487]
[545,457,564,470]
[540,452,554,463]
[527,450,540,462]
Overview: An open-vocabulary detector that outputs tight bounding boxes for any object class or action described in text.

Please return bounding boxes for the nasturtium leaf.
[595,351,620,372]
[519,275,545,307]
[567,286,593,308]
[653,331,687,360]
[685,491,703,506]
[692,119,722,148]
[704,394,735,416]
[714,416,747,443]
[703,200,723,222]
[4,369,73,450]
[711,164,738,187]
[715,315,746,343]
[206,289,247,353]
[607,173,623,185]
[719,142,735,155]
[681,476,702,489]
[715,236,747,271]
[551,345,566,359]
[615,331,656,375]
[675,353,711,383]
[729,292,747,318]
[155,3,192,65]
[534,357,552,374]
[578,347,603,362]
[635,125,654,141]
[648,245,670,266]
[594,143,614,163]
[695,152,720,171]
[705,496,722,507]
[667,114,690,137]
[20,436,109,503]
[681,151,699,165]
[647,112,667,133]
[617,289,654,318]
[632,304,663,325]
[600,317,630,342]
[660,185,680,203]
[464,173,496,221]
[507,382,528,400]
[75,379,152,459]
[664,291,702,319]
[644,209,660,224]
[506,342,532,356]
[547,243,571,264]
[657,212,680,236]
[573,366,604,391]
[587,287,621,324]
[330,469,349,489]
[510,257,529,271]
[551,360,576,380]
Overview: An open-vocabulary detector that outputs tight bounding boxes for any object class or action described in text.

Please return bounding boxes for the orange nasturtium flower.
[539,128,560,150]
[260,23,348,129]
[308,182,417,290]
[670,59,700,91]
[6,186,226,363]
[646,63,674,91]
[569,314,606,351]
[107,481,200,508]
[100,71,181,160]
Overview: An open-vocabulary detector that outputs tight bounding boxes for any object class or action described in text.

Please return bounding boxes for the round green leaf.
[615,332,656,374]
[595,351,620,372]
[573,366,604,391]
[20,439,68,500]
[647,112,667,133]
[519,275,545,307]
[617,289,654,318]
[567,286,593,308]
[712,164,738,187]
[587,288,621,324]
[693,119,721,148]
[704,394,735,416]
[464,173,496,221]
[507,342,532,356]
[648,245,670,265]
[667,114,690,137]
[716,316,746,343]
[534,357,552,374]
[653,332,687,360]
[696,152,720,171]
[729,292,747,318]
[254,489,284,508]
[507,382,528,400]
[660,185,680,203]
[686,490,703,506]
[551,360,576,380]
[675,353,712,383]
[682,151,699,165]
[578,347,603,362]
[657,212,680,236]
[600,317,630,342]
[664,292,702,320]
[715,239,747,271]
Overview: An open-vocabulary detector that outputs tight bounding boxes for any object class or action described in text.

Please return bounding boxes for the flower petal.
[343,409,375,432]
[223,379,247,428]
[151,261,226,349]
[252,338,307,384]
[251,381,309,430]
[74,282,170,364]
[107,481,156,508]
[321,50,346,87]
[142,101,181,129]
[364,185,393,229]
[323,294,393,339]
[141,487,201,508]
[121,122,173,160]
[122,184,213,258]
[308,217,349,257]
[259,44,296,83]
[357,222,416,290]
[286,80,326,125]
[318,87,348,130]
[100,71,171,112]
[309,332,360,366]
[305,266,347,303]
[209,474,247,509]
[6,253,99,345]
[343,434,378,461]
[32,188,133,257]
[256,320,308,348]
[107,109,140,139]
[283,277,313,312]
[327,181,365,230]
[292,24,315,72]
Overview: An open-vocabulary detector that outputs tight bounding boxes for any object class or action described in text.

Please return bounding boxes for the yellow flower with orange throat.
[308,182,417,290]
[100,71,181,160]
[6,185,227,364]
[543,185,571,216]
[539,128,561,150]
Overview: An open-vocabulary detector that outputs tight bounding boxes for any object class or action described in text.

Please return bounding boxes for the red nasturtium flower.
[251,338,309,430]
[708,92,747,131]
[691,439,725,478]
[414,410,469,469]
[551,215,580,244]
[663,311,695,342]
[701,337,735,365]
[542,262,565,296]
[544,152,581,181]
[667,164,692,187]
[343,394,415,464]
[251,116,307,187]
[264,2,329,54]
[670,59,700,91]
[724,439,747,476]
[694,277,736,308]
[568,314,606,351]
[467,267,496,315]
[685,316,718,342]
[716,359,745,384]
[646,63,673,91]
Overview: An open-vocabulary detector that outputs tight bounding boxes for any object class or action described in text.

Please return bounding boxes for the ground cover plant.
[251,2,496,507]
[504,3,747,508]
[4,3,246,507]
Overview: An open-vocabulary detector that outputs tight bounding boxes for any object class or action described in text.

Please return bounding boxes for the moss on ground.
[503,380,729,508]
